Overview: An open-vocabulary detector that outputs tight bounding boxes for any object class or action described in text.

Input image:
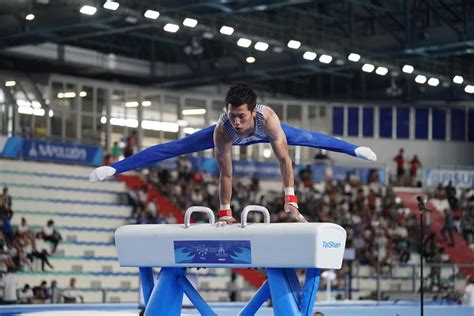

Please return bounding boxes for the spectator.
[409,155,422,187]
[32,280,48,303]
[123,131,137,158]
[46,280,61,304]
[103,153,112,166]
[17,283,34,304]
[393,149,405,186]
[463,275,474,306]
[63,278,84,303]
[111,141,121,162]
[29,232,54,271]
[1,186,12,213]
[441,208,456,247]
[314,149,332,163]
[17,217,32,239]
[445,181,458,209]
[2,266,18,304]
[42,220,62,254]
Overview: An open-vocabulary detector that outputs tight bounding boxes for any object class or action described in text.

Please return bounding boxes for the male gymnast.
[90,83,376,224]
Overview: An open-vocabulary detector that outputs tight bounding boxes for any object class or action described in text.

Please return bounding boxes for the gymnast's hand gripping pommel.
[89,124,377,182]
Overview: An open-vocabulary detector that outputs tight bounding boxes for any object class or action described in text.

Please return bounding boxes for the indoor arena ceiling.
[0,0,473,101]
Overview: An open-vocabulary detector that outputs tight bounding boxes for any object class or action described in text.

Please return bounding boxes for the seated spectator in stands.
[63,278,84,303]
[11,237,33,271]
[461,213,473,244]
[463,275,474,306]
[30,232,54,271]
[1,187,12,214]
[103,153,112,166]
[1,266,18,304]
[299,165,313,188]
[314,149,332,163]
[33,280,48,303]
[0,232,15,270]
[42,220,62,254]
[17,283,34,304]
[16,217,32,239]
[46,280,60,304]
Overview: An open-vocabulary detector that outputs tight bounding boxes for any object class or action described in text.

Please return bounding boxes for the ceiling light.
[144,9,160,20]
[453,75,463,84]
[254,41,269,51]
[375,66,388,76]
[415,75,427,84]
[182,109,206,115]
[237,38,252,48]
[319,54,332,64]
[287,40,301,49]
[79,91,87,97]
[164,23,179,33]
[427,78,439,86]
[142,101,152,107]
[5,81,16,87]
[64,92,76,98]
[362,63,375,72]
[183,18,198,28]
[103,1,119,10]
[402,64,414,74]
[465,85,474,93]
[246,56,255,63]
[219,26,234,35]
[25,14,35,21]
[80,5,97,15]
[125,101,139,107]
[348,53,360,62]
[303,51,317,61]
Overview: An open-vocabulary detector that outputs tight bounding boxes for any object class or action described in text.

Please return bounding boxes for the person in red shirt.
[409,154,422,187]
[393,148,405,185]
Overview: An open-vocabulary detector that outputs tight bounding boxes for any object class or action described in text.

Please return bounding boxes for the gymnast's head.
[225,83,257,135]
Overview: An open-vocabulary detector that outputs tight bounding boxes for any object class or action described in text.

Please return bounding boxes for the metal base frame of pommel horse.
[138,266,320,316]
[115,206,346,316]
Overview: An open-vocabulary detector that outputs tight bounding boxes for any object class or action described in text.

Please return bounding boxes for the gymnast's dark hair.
[225,83,257,111]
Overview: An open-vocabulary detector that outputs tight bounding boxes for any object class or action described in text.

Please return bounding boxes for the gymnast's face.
[227,103,256,136]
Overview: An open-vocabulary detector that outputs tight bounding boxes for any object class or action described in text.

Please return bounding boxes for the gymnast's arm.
[213,122,236,224]
[263,107,307,222]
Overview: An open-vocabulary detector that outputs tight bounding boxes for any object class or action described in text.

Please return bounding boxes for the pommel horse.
[115,205,347,316]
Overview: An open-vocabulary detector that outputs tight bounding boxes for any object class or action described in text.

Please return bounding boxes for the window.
[451,108,465,141]
[415,108,428,139]
[432,108,446,140]
[468,109,474,142]
[379,107,392,138]
[348,107,359,136]
[362,107,374,137]
[332,106,344,135]
[396,108,410,139]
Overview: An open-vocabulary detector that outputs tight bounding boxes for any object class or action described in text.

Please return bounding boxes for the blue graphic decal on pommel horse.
[114,205,347,316]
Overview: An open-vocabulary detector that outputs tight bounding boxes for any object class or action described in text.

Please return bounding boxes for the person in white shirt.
[42,220,62,254]
[63,278,84,303]
[463,275,474,306]
[2,267,17,304]
[17,283,34,304]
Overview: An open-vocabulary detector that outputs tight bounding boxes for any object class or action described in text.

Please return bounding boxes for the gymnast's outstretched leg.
[90,123,375,181]
[281,124,376,161]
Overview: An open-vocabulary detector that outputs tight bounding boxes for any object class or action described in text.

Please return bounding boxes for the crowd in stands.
[0,186,70,304]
